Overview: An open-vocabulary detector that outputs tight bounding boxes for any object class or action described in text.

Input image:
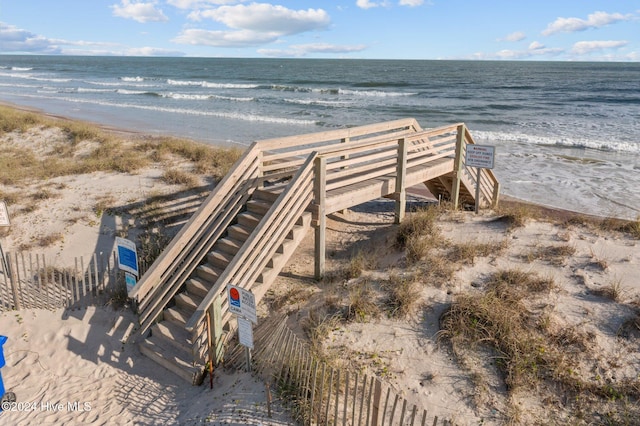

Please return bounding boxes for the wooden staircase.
[128,119,500,385]
[137,186,311,384]
[425,173,476,207]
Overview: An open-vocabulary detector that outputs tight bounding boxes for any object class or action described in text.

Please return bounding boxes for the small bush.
[161,168,199,187]
[396,206,440,248]
[495,204,535,230]
[345,280,380,322]
[526,244,576,266]
[447,240,508,265]
[384,273,422,318]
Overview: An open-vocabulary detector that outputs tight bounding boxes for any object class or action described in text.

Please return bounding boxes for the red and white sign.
[227,284,257,324]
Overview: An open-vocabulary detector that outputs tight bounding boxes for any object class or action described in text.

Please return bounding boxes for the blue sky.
[0,1,638,60]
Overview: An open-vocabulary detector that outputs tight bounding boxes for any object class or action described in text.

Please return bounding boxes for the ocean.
[0,56,639,220]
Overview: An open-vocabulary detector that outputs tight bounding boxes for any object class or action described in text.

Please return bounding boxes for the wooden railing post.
[339,137,350,216]
[395,137,407,224]
[257,150,264,181]
[492,180,501,208]
[211,293,224,365]
[314,156,327,280]
[450,124,466,209]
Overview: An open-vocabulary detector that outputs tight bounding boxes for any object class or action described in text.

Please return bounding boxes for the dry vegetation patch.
[438,268,640,423]
[0,105,241,188]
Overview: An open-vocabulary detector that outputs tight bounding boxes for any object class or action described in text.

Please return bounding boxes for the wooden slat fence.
[228,315,455,426]
[0,250,150,312]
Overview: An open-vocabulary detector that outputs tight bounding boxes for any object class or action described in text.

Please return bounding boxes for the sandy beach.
[0,106,639,424]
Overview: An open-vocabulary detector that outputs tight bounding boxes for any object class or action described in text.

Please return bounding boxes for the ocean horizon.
[0,55,638,220]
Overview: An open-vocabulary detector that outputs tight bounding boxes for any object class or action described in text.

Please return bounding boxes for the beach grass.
[0,104,241,187]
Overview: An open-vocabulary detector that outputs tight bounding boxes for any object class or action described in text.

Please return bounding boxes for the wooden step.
[227,224,251,242]
[237,211,262,229]
[139,335,204,385]
[151,321,192,354]
[196,264,222,282]
[207,251,233,269]
[174,292,200,314]
[214,236,243,256]
[186,277,213,299]
[164,305,191,327]
[253,185,285,203]
[246,199,272,215]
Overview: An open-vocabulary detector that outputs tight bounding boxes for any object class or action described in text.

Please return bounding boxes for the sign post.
[464,145,496,214]
[227,284,257,372]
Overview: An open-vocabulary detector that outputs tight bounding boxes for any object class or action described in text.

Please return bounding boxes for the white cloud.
[571,40,628,55]
[0,21,183,56]
[178,3,330,48]
[476,42,563,60]
[542,11,631,36]
[528,41,545,50]
[258,42,367,57]
[399,0,423,6]
[356,0,382,9]
[167,0,241,9]
[192,4,330,34]
[125,47,185,56]
[0,22,61,54]
[172,28,279,47]
[111,0,168,23]
[498,31,526,42]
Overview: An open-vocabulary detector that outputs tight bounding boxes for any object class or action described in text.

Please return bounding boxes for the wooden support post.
[314,156,327,280]
[492,180,501,208]
[450,124,466,210]
[256,150,264,183]
[395,137,407,224]
[212,293,224,365]
[339,137,350,216]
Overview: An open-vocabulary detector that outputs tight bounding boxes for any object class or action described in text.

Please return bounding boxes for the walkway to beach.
[127,118,500,384]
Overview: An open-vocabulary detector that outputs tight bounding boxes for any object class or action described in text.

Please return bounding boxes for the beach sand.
[0,109,639,424]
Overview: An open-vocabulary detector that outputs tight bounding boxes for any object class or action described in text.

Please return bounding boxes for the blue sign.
[125,273,137,293]
[115,237,139,277]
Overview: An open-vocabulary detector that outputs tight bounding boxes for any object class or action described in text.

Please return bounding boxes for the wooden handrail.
[130,143,262,333]
[185,152,318,333]
[256,118,422,151]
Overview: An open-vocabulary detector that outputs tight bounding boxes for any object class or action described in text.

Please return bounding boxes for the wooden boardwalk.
[128,118,500,384]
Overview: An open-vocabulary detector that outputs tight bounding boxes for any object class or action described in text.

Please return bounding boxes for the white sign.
[0,201,10,227]
[237,316,254,349]
[115,237,139,277]
[227,284,257,324]
[465,145,495,169]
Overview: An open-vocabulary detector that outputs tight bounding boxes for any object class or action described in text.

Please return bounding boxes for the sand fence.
[0,250,150,312]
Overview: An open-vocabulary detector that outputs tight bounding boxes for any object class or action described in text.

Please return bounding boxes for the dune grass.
[439,268,639,421]
[0,105,241,187]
